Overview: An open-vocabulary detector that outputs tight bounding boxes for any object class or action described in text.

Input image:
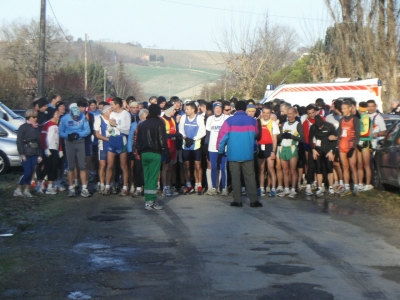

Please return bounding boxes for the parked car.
[382,113,400,131]
[0,118,21,174]
[0,102,25,128]
[372,118,400,190]
[12,109,26,118]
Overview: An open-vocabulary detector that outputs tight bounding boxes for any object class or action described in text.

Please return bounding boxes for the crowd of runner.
[14,94,396,210]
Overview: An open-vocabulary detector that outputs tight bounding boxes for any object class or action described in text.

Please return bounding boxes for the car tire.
[372,163,384,191]
[0,151,10,175]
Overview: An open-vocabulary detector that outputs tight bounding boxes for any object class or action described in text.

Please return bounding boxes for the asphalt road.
[1,191,400,300]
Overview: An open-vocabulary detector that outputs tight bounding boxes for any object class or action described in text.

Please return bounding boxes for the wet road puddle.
[373,266,400,284]
[250,248,271,251]
[268,252,298,256]
[312,198,364,215]
[68,291,91,299]
[258,283,334,300]
[73,243,139,271]
[264,241,293,245]
[255,263,314,275]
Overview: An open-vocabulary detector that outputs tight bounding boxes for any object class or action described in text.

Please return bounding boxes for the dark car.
[372,118,400,190]
[12,109,26,118]
[382,113,400,131]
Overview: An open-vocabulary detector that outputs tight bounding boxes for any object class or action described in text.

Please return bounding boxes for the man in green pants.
[135,104,171,210]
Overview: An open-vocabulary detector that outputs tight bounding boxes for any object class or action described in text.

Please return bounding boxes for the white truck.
[260,78,383,112]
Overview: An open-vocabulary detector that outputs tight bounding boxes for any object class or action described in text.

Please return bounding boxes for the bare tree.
[314,0,399,110]
[215,14,299,99]
[0,19,70,97]
[111,60,144,101]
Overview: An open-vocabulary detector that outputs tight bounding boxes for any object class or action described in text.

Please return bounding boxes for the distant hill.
[95,41,225,98]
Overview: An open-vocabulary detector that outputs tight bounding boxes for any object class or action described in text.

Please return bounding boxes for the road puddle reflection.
[312,198,364,215]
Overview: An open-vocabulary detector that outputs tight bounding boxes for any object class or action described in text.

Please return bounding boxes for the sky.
[1,0,331,51]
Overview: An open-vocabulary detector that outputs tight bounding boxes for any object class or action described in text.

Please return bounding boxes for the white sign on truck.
[260,78,383,112]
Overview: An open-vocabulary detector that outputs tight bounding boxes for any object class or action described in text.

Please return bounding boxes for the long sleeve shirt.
[40,120,62,151]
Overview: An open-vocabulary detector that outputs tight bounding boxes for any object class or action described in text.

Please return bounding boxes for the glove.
[44,149,51,157]
[20,154,26,162]
[37,156,43,163]
[347,147,355,158]
[281,132,292,139]
[59,151,63,158]
[68,133,79,142]
[185,138,194,148]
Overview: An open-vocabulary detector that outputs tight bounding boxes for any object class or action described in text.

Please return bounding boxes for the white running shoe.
[68,188,75,197]
[206,188,218,196]
[278,190,290,197]
[316,188,325,198]
[23,190,33,198]
[145,201,163,210]
[81,188,91,198]
[45,188,57,195]
[364,184,374,191]
[163,187,172,197]
[305,186,313,196]
[13,189,23,197]
[221,188,229,196]
[288,190,297,199]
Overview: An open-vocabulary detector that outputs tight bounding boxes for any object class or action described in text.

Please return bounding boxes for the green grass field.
[126,64,221,97]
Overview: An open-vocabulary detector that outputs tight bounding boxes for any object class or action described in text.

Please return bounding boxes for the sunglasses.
[224,109,231,111]
[32,116,38,118]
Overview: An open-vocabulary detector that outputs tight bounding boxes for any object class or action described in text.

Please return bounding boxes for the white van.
[0,102,25,128]
[260,78,383,112]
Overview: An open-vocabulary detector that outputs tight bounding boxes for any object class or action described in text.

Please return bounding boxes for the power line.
[47,0,76,46]
[158,0,327,22]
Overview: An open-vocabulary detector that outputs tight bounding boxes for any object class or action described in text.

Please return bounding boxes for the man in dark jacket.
[135,104,171,210]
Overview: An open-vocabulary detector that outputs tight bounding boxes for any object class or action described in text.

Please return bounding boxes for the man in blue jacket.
[217,100,262,207]
[59,103,91,197]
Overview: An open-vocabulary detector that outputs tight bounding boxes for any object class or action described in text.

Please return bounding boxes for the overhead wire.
[47,0,76,46]
[158,0,327,22]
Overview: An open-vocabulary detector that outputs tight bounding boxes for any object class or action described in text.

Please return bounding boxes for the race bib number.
[358,141,363,146]
[316,139,321,147]
[261,145,265,151]
[342,129,347,137]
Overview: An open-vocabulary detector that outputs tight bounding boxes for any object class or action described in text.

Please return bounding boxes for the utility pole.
[168,81,171,99]
[84,33,88,96]
[224,77,227,100]
[37,0,46,98]
[103,69,107,102]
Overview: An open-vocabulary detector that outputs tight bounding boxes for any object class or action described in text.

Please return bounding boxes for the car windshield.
[0,103,23,120]
[0,118,18,132]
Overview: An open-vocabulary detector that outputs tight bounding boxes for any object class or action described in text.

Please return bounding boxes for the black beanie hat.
[157,96,167,105]
[235,100,247,111]
[148,104,161,116]
[36,97,49,108]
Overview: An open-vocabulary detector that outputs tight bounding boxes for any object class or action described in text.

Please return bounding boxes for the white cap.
[69,103,78,110]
